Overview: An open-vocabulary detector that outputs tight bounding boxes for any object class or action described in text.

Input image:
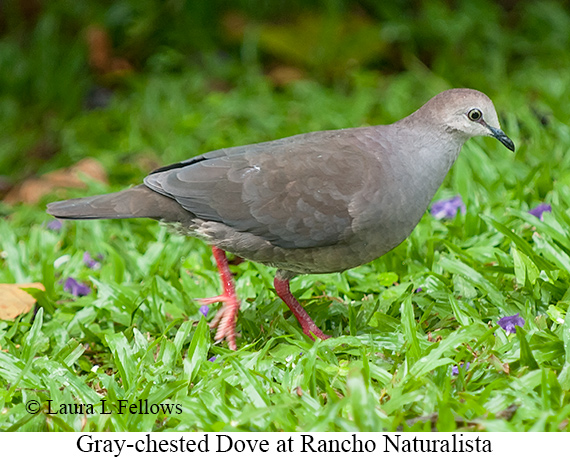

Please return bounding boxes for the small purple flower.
[83,252,102,270]
[430,195,466,220]
[414,287,423,293]
[46,219,63,231]
[199,305,209,317]
[498,313,525,335]
[208,356,217,362]
[63,277,91,297]
[528,203,551,221]
[451,362,470,375]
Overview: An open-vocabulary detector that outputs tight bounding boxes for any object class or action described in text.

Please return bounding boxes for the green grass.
[2,1,570,432]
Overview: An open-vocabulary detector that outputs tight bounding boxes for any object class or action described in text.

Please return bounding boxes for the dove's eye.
[468,109,482,121]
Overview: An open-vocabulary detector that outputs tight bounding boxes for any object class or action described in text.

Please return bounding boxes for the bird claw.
[198,293,240,351]
[274,275,331,342]
[197,295,227,306]
[198,246,241,351]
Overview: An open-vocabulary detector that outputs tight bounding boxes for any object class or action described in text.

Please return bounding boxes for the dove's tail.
[47,184,187,222]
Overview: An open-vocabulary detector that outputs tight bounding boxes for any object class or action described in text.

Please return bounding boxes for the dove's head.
[420,88,515,151]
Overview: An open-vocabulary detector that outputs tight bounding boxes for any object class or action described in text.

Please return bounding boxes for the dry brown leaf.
[267,65,305,87]
[3,157,108,204]
[86,25,113,72]
[221,11,248,41]
[86,25,133,77]
[3,178,54,205]
[0,283,45,320]
[45,157,108,187]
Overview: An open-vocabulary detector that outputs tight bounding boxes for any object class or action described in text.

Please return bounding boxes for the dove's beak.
[487,125,515,152]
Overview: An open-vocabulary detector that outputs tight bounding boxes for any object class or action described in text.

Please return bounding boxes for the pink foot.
[198,246,240,351]
[274,275,330,341]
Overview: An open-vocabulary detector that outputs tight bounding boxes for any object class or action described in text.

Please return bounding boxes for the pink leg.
[274,276,330,341]
[198,246,240,350]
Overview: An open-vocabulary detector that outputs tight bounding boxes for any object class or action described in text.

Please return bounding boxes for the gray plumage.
[48,88,514,279]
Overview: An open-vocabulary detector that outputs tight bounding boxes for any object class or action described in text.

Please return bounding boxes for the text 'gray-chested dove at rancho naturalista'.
[47,88,515,350]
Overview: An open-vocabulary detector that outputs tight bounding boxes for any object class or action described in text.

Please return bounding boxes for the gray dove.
[47,88,515,350]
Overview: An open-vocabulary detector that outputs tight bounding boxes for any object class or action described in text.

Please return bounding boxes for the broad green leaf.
[184,317,210,385]
[517,327,539,370]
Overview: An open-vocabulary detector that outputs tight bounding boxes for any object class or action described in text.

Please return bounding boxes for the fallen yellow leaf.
[0,283,45,320]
